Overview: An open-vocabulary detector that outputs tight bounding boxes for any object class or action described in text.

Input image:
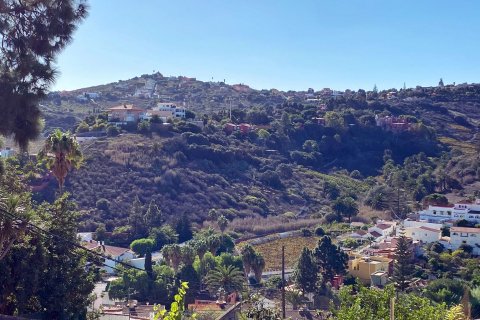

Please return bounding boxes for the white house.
[419,200,480,223]
[402,219,443,230]
[0,148,15,158]
[77,232,94,242]
[401,226,442,244]
[368,221,396,240]
[152,102,186,119]
[83,240,136,274]
[450,227,480,255]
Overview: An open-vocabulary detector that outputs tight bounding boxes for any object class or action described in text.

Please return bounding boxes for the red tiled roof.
[418,226,441,233]
[376,224,392,230]
[108,104,144,112]
[82,240,131,257]
[354,230,368,236]
[451,227,480,233]
[457,200,473,204]
[431,204,455,208]
[370,231,382,238]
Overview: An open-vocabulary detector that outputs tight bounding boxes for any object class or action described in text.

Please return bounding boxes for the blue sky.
[54,0,480,92]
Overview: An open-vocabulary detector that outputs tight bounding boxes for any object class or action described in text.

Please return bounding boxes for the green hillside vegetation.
[18,75,478,243]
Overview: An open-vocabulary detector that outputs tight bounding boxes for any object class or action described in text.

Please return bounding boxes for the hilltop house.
[375,115,412,133]
[419,199,480,223]
[450,227,480,255]
[144,102,186,121]
[82,240,135,274]
[107,104,145,124]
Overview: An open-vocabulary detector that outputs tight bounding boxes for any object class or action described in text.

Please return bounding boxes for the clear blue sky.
[54,0,480,92]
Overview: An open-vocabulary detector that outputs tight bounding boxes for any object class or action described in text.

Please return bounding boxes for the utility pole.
[390,297,395,320]
[281,245,286,319]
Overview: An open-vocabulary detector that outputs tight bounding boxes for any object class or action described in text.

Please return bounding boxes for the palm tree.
[180,244,196,266]
[38,129,82,193]
[205,265,244,294]
[241,244,257,277]
[193,238,208,261]
[251,254,265,284]
[161,244,182,272]
[217,215,228,234]
[0,194,29,260]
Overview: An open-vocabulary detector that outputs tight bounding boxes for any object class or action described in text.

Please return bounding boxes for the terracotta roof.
[102,245,131,257]
[376,224,392,230]
[82,240,131,257]
[108,104,144,112]
[354,230,368,236]
[418,226,442,233]
[431,204,455,208]
[370,231,382,238]
[457,200,473,204]
[451,227,480,233]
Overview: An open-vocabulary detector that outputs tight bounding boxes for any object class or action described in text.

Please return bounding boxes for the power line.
[0,206,263,289]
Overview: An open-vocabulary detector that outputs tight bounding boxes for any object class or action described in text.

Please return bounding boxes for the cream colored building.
[348,255,393,285]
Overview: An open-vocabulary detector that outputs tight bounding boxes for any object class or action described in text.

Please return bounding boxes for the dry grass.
[448,124,472,133]
[438,136,476,155]
[237,236,321,270]
[229,216,322,238]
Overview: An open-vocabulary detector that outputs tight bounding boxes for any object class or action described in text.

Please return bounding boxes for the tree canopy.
[0,0,88,149]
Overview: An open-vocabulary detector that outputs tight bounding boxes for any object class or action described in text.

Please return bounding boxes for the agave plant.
[38,129,82,193]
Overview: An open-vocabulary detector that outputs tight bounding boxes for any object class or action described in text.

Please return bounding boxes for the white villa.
[450,227,480,255]
[400,226,442,244]
[419,199,480,223]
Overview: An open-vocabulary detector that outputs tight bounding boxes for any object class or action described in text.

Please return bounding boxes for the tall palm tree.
[0,194,29,260]
[251,254,265,284]
[38,129,82,192]
[162,244,182,272]
[241,244,256,277]
[205,265,244,294]
[180,244,196,266]
[193,238,208,261]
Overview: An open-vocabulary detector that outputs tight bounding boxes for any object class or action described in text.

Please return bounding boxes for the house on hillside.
[450,227,480,255]
[147,102,186,120]
[419,199,480,223]
[82,240,135,274]
[400,226,442,244]
[368,222,396,240]
[107,104,145,124]
[348,255,393,285]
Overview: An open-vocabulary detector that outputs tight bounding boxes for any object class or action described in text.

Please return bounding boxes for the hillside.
[29,74,480,237]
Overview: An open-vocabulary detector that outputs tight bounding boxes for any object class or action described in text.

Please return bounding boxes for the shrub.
[301,228,312,237]
[314,226,325,236]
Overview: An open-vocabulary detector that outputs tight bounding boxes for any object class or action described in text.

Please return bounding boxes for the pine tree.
[128,196,148,239]
[294,248,318,294]
[392,233,413,291]
[313,236,348,286]
[176,213,193,243]
[0,1,88,149]
[373,84,378,93]
[143,200,163,231]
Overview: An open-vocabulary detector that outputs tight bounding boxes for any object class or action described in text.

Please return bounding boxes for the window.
[433,210,437,215]
[461,233,468,237]
[470,234,477,237]
[463,241,467,244]
[448,211,452,216]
